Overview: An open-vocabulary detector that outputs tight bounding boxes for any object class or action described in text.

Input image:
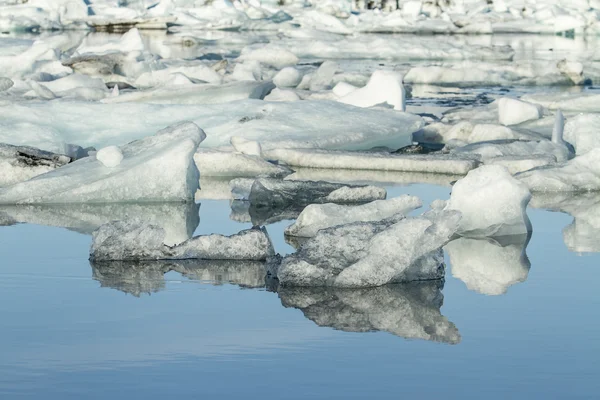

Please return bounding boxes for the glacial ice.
[498,98,543,126]
[273,67,302,88]
[285,195,423,238]
[446,165,532,237]
[96,146,123,168]
[90,221,274,262]
[275,210,461,288]
[338,70,406,111]
[277,281,460,344]
[517,148,600,192]
[0,121,204,204]
[194,149,291,178]
[264,148,480,175]
[446,234,531,296]
[0,143,71,187]
[564,114,600,155]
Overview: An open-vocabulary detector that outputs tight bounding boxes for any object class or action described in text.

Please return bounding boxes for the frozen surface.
[278,281,460,344]
[285,195,422,238]
[0,121,204,204]
[446,165,532,237]
[275,210,461,288]
[446,234,531,296]
[0,143,71,187]
[194,149,291,178]
[518,148,600,192]
[264,148,480,175]
[91,221,274,262]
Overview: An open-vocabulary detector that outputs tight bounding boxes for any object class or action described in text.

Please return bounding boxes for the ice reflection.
[531,192,600,253]
[277,281,460,344]
[0,202,200,246]
[90,259,270,296]
[446,234,531,296]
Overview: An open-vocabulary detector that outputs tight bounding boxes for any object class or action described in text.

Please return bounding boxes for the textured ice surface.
[446,165,532,237]
[450,139,571,165]
[275,210,461,288]
[446,234,531,296]
[96,145,123,168]
[264,148,480,175]
[194,149,291,178]
[0,143,71,187]
[564,114,600,155]
[498,98,543,126]
[91,221,274,262]
[246,178,387,209]
[0,202,200,247]
[0,100,423,152]
[517,148,600,192]
[338,70,406,111]
[230,136,262,157]
[273,67,302,88]
[285,195,422,238]
[521,92,600,112]
[278,281,460,344]
[0,121,204,204]
[531,192,600,253]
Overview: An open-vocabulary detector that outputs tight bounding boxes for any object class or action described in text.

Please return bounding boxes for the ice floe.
[90,221,274,262]
[285,195,422,238]
[195,149,291,178]
[446,165,532,237]
[0,121,204,204]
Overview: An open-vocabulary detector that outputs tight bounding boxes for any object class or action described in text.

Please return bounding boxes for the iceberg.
[0,121,204,204]
[446,165,532,237]
[277,281,460,344]
[285,195,422,238]
[90,222,274,262]
[446,234,531,296]
[263,148,480,175]
[275,210,461,288]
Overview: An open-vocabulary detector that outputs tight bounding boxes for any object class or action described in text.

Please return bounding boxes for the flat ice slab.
[194,149,291,178]
[0,121,204,204]
[263,148,480,175]
[278,282,460,344]
[275,210,461,288]
[285,195,422,238]
[90,221,274,262]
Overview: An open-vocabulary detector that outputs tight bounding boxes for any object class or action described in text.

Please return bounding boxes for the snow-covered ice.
[285,195,422,238]
[91,221,274,262]
[278,281,460,344]
[275,210,461,288]
[0,121,204,204]
[446,234,531,296]
[446,165,532,237]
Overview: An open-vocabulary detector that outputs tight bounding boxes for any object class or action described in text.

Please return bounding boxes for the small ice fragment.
[498,98,543,126]
[338,70,406,111]
[96,146,123,168]
[273,67,302,88]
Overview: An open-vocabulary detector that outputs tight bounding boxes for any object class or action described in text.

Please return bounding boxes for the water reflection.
[446,233,531,296]
[531,192,600,253]
[230,199,300,225]
[90,259,270,295]
[277,281,460,344]
[0,202,200,246]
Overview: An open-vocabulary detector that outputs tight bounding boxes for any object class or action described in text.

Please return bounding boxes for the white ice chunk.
[77,28,145,55]
[0,77,14,92]
[446,165,532,237]
[517,148,600,192]
[285,195,423,238]
[91,222,274,261]
[309,61,338,91]
[557,59,585,85]
[237,45,298,69]
[194,149,291,178]
[230,136,262,157]
[338,70,406,111]
[96,145,123,168]
[276,210,461,288]
[332,81,357,97]
[498,98,543,126]
[564,113,600,155]
[272,67,302,88]
[0,122,204,204]
[446,235,530,296]
[263,88,301,102]
[264,148,480,175]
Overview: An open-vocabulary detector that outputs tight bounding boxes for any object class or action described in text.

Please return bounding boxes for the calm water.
[1,181,599,399]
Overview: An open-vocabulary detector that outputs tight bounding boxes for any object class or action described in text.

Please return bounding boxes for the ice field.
[1,0,600,398]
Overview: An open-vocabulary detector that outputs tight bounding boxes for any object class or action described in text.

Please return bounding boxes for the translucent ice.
[90,222,274,262]
[285,195,422,238]
[278,281,460,344]
[275,210,461,288]
[446,165,532,237]
[0,121,204,204]
[446,234,531,296]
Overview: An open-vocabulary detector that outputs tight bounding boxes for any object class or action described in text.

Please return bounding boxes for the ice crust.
[90,221,274,262]
[285,195,422,238]
[278,281,460,344]
[275,210,461,288]
[446,165,532,237]
[0,121,204,204]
